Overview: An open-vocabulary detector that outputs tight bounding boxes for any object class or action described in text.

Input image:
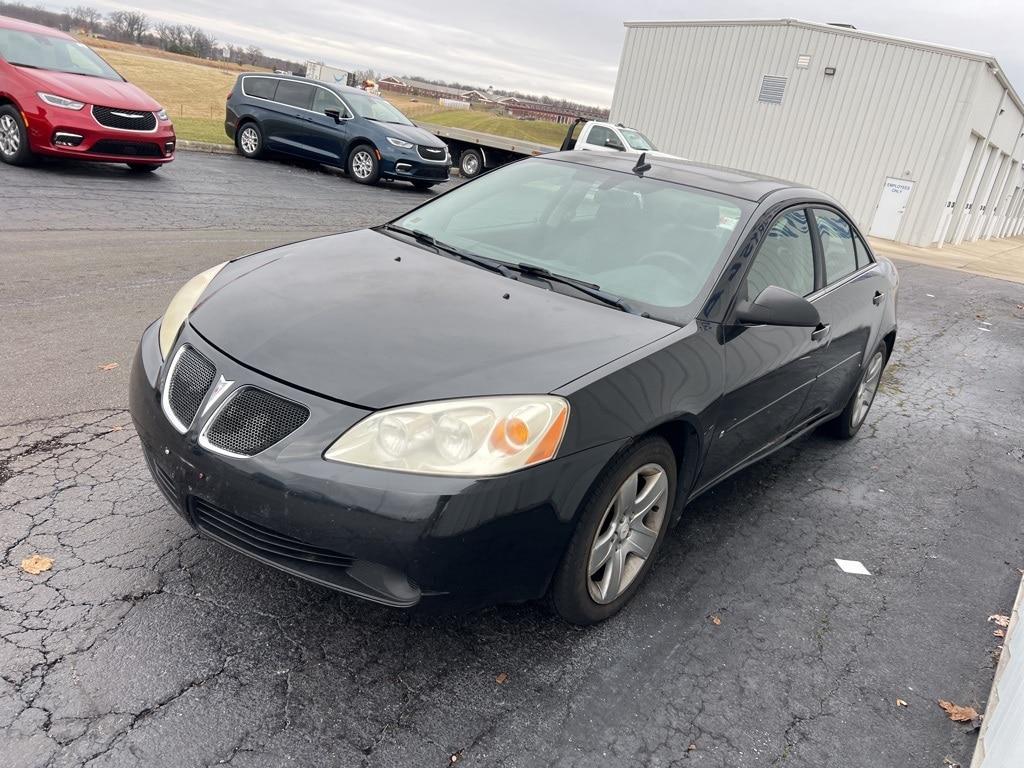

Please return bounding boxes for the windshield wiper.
[380,224,515,277]
[511,263,637,314]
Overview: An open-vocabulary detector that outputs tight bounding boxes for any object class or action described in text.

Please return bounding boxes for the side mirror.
[605,138,625,151]
[324,108,342,123]
[734,285,820,327]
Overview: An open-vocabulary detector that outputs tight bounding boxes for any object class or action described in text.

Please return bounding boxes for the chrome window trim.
[91,105,159,134]
[240,75,354,119]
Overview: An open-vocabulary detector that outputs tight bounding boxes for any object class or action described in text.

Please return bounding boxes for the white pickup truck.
[419,117,675,178]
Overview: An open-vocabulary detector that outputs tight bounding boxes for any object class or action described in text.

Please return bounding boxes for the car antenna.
[632,152,652,177]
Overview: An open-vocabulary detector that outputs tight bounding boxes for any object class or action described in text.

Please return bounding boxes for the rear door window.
[745,209,815,299]
[274,81,315,111]
[243,77,278,100]
[813,208,859,284]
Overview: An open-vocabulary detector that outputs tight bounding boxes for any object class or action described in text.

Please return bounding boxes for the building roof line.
[623,18,1023,114]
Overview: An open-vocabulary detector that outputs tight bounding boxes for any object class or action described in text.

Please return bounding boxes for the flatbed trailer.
[416,121,556,178]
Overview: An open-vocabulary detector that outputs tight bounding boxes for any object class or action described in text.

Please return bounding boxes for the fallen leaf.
[98,362,119,371]
[687,742,697,751]
[450,751,463,764]
[943,758,962,768]
[938,699,980,723]
[20,554,54,575]
[896,698,909,707]
[495,672,508,685]
[710,614,721,626]
[989,614,1010,628]
[994,629,1006,638]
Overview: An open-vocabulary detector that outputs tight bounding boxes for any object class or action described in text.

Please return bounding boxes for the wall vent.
[796,54,811,69]
[758,75,788,104]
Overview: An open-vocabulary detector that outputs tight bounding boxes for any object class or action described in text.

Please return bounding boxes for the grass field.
[80,38,566,148]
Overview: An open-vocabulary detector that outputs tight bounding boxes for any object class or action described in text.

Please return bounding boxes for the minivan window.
[312,87,346,116]
[243,77,278,100]
[275,80,315,110]
[814,209,858,284]
[344,92,413,125]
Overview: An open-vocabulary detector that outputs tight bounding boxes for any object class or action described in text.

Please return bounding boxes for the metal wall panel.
[610,21,1024,245]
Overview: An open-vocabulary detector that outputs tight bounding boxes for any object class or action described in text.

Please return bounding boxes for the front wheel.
[0,106,34,166]
[236,122,263,159]
[347,144,380,184]
[825,343,887,439]
[550,437,676,625]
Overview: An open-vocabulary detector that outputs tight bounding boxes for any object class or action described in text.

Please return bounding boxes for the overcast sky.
[78,0,1024,105]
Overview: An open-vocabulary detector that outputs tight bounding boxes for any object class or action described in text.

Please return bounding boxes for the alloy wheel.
[852,350,884,428]
[239,126,259,155]
[0,115,20,156]
[587,463,669,604]
[351,150,374,179]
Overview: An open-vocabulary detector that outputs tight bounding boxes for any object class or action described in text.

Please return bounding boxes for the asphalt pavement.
[2,151,1023,767]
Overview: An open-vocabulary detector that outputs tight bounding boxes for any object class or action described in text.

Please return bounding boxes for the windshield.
[345,92,413,125]
[394,158,749,319]
[620,128,657,151]
[0,29,121,80]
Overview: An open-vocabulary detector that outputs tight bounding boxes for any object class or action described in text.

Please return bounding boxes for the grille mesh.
[167,347,216,428]
[205,388,308,456]
[417,145,446,161]
[92,105,157,131]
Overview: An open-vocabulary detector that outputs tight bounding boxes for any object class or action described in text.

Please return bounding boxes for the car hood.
[369,120,446,149]
[189,230,675,408]
[21,69,160,110]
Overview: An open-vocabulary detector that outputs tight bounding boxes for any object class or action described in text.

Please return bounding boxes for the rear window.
[243,77,278,100]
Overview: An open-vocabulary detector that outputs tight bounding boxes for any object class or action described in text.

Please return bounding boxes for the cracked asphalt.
[2,151,1023,767]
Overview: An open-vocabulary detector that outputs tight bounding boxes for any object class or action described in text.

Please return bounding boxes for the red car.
[0,16,175,171]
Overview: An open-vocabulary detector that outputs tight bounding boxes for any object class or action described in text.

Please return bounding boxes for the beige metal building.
[610,19,1024,247]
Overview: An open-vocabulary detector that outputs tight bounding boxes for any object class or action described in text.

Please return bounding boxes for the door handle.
[873,291,885,306]
[811,323,830,341]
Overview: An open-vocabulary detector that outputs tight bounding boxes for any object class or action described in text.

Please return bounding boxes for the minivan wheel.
[347,144,380,184]
[825,343,887,439]
[0,106,34,166]
[236,122,263,159]
[550,437,676,625]
[459,148,482,178]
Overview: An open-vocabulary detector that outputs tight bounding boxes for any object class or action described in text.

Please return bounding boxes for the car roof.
[238,72,366,98]
[0,14,73,38]
[546,150,830,204]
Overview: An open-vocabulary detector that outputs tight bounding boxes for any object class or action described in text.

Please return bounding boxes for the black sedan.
[129,152,898,624]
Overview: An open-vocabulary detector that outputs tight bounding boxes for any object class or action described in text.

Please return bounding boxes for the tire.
[824,342,888,439]
[236,122,263,159]
[412,180,435,191]
[459,148,482,178]
[347,144,380,184]
[550,437,677,625]
[0,105,34,166]
[127,163,160,173]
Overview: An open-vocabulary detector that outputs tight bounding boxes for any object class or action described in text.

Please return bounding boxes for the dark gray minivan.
[225,74,450,189]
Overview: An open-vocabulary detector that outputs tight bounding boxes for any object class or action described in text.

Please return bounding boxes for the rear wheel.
[127,163,160,173]
[347,144,379,184]
[825,343,887,439]
[550,437,676,625]
[0,106,34,166]
[459,148,482,178]
[236,122,263,159]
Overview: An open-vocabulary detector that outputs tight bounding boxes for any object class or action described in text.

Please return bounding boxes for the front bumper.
[380,146,450,182]
[25,103,175,164]
[129,322,620,611]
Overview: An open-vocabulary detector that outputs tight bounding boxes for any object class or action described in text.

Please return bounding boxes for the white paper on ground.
[835,558,872,575]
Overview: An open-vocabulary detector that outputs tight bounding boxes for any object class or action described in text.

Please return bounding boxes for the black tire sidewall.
[347,144,380,184]
[236,122,262,159]
[550,437,677,625]
[830,342,887,438]
[0,105,32,166]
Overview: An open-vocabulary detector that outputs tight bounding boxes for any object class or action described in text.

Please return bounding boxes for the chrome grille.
[166,346,216,429]
[92,105,157,131]
[417,145,447,161]
[204,388,308,456]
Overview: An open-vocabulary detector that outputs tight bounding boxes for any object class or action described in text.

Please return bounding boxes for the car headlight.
[325,395,569,476]
[386,136,414,149]
[158,263,226,359]
[37,92,85,110]
[156,108,169,121]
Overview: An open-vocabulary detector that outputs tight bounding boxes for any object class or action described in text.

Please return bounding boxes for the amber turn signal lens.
[528,408,568,463]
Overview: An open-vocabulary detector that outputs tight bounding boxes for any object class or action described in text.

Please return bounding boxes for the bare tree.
[245,45,263,65]
[66,5,101,33]
[107,10,148,42]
